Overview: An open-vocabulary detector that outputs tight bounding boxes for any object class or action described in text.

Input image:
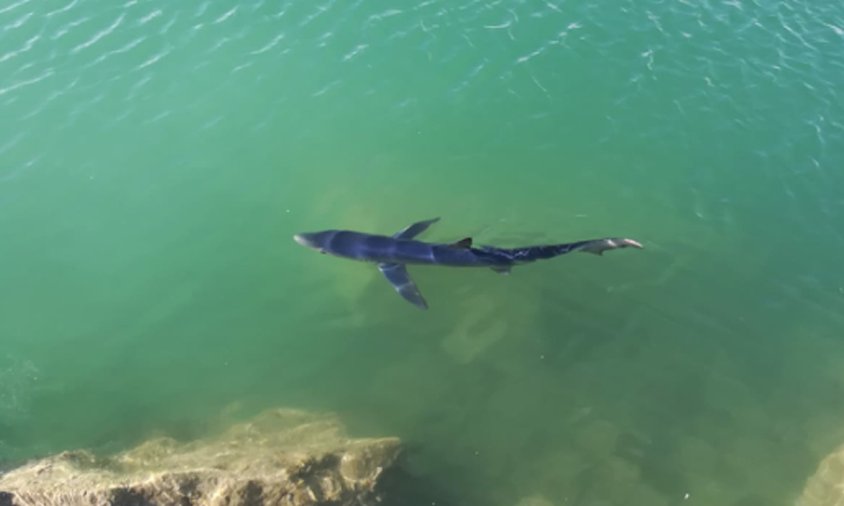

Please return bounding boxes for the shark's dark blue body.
[304,230,509,267]
[294,218,642,309]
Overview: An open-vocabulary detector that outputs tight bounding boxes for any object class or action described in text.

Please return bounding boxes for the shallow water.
[2,0,844,504]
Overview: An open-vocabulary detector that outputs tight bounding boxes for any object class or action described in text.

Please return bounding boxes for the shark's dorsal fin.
[449,237,473,248]
[393,217,440,239]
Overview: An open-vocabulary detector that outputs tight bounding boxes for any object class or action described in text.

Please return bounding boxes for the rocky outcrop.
[0,408,401,506]
[798,444,844,506]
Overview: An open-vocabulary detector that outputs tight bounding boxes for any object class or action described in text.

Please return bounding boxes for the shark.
[293,217,642,310]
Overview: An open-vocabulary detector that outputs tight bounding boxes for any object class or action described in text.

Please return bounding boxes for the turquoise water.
[2,0,844,504]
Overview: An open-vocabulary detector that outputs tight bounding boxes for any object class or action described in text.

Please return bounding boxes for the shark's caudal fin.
[577,237,643,256]
[499,237,643,263]
[377,262,428,310]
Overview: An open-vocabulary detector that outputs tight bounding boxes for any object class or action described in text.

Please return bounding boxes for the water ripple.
[113,36,146,56]
[61,90,107,127]
[160,12,178,34]
[367,9,403,25]
[207,36,232,53]
[136,45,172,71]
[414,0,438,10]
[273,5,290,19]
[85,36,146,68]
[3,10,33,31]
[825,22,844,37]
[0,132,25,156]
[316,30,334,48]
[250,32,285,55]
[20,86,58,120]
[516,46,544,64]
[213,6,238,25]
[71,13,125,54]
[0,0,31,16]
[300,1,336,27]
[125,73,152,101]
[484,19,512,30]
[0,155,40,184]
[778,12,818,51]
[386,25,413,42]
[51,15,89,40]
[139,9,163,25]
[143,109,172,125]
[232,61,254,73]
[200,115,224,130]
[449,58,487,96]
[342,43,368,62]
[312,79,341,97]
[0,68,53,97]
[45,0,77,18]
[194,1,210,18]
[0,34,40,64]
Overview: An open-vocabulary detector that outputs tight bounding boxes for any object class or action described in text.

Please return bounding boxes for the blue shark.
[293,218,642,310]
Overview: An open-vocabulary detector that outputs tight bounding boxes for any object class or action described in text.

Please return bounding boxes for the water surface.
[2,0,844,504]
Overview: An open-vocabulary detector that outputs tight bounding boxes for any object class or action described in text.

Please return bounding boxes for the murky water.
[2,0,844,504]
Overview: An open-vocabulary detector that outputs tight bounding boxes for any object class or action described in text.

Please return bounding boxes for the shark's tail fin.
[505,237,643,262]
[575,237,643,256]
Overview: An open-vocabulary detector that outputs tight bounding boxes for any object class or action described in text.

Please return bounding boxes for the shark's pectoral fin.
[490,266,511,275]
[393,218,440,239]
[377,263,428,310]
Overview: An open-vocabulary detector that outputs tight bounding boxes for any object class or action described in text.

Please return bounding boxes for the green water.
[2,0,844,504]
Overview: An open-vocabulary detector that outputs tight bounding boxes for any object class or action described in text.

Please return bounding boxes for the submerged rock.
[0,408,401,506]
[798,444,844,506]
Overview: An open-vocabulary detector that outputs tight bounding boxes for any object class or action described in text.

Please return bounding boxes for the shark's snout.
[294,232,329,254]
[293,233,315,248]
